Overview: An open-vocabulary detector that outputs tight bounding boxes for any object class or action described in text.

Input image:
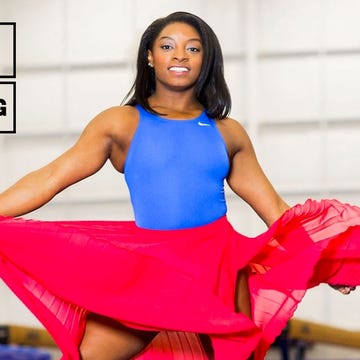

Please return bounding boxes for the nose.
[173,48,188,62]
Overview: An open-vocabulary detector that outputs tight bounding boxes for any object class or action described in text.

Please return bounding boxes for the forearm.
[263,196,290,228]
[0,168,59,217]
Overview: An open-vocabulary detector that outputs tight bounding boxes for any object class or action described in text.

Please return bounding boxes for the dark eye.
[188,47,200,53]
[160,44,173,50]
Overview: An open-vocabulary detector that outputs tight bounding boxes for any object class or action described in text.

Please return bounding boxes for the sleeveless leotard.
[124,105,230,229]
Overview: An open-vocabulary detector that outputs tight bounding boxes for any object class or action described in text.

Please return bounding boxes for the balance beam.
[287,318,360,348]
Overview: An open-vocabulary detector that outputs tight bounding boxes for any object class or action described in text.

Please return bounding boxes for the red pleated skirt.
[1,198,360,359]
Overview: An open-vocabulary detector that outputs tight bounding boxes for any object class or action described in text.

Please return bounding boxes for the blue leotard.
[124,105,230,229]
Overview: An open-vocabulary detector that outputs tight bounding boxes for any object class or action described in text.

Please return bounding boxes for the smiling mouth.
[169,66,190,73]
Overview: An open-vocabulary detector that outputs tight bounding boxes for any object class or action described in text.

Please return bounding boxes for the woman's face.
[148,22,203,93]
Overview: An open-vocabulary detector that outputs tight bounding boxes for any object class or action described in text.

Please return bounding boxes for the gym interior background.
[1,0,360,358]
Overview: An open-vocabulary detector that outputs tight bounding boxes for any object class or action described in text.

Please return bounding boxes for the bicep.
[45,116,113,193]
[226,130,289,226]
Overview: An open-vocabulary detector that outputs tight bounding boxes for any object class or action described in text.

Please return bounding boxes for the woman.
[0,11,358,360]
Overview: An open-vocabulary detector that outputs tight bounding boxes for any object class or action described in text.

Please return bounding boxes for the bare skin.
[0,21,351,360]
[80,314,158,360]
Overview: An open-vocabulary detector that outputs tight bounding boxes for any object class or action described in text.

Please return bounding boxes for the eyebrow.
[159,36,202,43]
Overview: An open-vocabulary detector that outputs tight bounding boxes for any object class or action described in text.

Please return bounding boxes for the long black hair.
[122,11,231,119]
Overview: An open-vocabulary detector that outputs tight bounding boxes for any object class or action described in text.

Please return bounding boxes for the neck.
[148,91,202,116]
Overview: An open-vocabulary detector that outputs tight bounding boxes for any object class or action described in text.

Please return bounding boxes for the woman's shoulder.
[216,116,249,141]
[216,116,246,131]
[215,116,252,156]
[95,104,138,123]
[76,105,140,150]
[87,105,139,133]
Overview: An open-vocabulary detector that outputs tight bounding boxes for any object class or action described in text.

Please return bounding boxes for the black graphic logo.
[0,22,16,133]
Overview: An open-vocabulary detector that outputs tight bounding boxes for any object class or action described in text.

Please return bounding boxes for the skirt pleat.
[1,199,360,359]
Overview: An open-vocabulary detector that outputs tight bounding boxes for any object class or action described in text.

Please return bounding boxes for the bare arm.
[221,118,289,227]
[220,119,355,306]
[0,106,132,217]
[218,119,290,342]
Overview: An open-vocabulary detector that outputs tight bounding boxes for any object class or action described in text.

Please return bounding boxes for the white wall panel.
[0,282,10,321]
[67,68,133,130]
[5,0,64,66]
[327,287,360,329]
[16,73,65,131]
[57,201,134,220]
[31,200,134,221]
[57,162,130,202]
[327,125,360,188]
[294,286,329,323]
[202,0,246,55]
[132,0,205,34]
[299,286,360,330]
[325,56,360,119]
[257,0,322,52]
[0,1,10,20]
[324,0,360,49]
[0,138,6,190]
[225,61,246,121]
[0,281,41,326]
[4,137,67,182]
[258,127,323,190]
[66,0,134,63]
[226,193,267,236]
[258,58,320,121]
[296,284,360,330]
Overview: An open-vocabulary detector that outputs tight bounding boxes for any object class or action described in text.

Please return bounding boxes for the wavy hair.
[122,11,231,119]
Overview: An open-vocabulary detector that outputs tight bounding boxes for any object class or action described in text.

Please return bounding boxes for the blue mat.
[0,345,51,359]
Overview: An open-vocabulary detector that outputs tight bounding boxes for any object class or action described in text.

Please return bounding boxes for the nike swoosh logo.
[198,121,211,127]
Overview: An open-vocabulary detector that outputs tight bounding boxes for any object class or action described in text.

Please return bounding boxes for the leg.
[198,333,215,360]
[235,267,252,318]
[79,313,158,360]
[235,267,254,360]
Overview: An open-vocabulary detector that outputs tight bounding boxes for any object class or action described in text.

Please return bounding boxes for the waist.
[134,215,232,237]
[132,196,227,230]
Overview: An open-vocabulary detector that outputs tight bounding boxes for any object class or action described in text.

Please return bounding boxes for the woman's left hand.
[329,284,356,295]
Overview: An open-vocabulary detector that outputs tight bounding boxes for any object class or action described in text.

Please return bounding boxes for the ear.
[147,50,154,67]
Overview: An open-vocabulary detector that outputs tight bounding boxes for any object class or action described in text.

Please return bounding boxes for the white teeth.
[169,67,189,72]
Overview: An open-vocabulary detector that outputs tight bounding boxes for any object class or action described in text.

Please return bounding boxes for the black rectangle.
[0,22,16,78]
[0,81,16,133]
